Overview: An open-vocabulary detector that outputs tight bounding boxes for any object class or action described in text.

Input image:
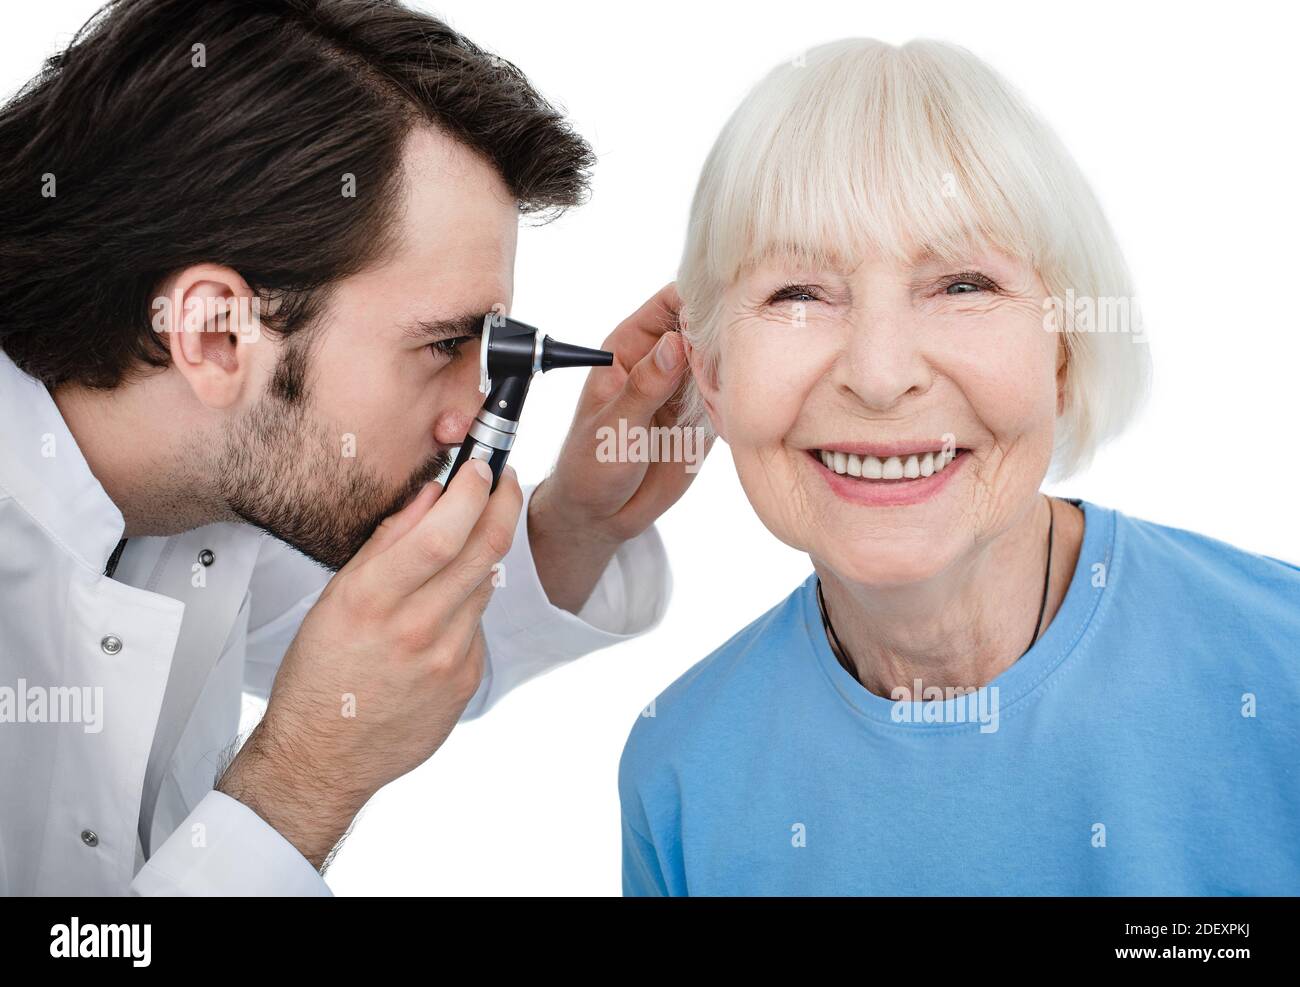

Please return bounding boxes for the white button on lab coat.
[0,350,670,896]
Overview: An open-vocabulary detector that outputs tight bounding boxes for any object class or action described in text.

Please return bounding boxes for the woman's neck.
[815,495,1084,700]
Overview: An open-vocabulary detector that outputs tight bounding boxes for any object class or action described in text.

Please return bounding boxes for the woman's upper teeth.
[817,448,957,479]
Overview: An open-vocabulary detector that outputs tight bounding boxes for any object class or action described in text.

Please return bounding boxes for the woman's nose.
[833,309,932,411]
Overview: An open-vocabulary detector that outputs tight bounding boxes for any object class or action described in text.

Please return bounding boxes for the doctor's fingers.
[361,459,513,604]
[338,478,443,578]
[607,329,689,432]
[389,572,495,695]
[600,282,682,357]
[403,468,521,620]
[426,583,492,688]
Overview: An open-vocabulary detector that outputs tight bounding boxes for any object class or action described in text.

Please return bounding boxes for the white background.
[6,1,1298,895]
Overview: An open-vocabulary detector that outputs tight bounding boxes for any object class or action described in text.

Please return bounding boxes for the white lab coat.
[0,350,670,896]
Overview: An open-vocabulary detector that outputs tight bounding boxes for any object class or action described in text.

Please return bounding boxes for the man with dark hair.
[0,0,701,894]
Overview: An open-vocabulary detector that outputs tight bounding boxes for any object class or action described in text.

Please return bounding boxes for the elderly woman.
[619,38,1300,895]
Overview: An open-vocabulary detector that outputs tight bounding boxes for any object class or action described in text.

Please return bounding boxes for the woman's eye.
[428,335,471,359]
[942,272,999,295]
[767,284,821,304]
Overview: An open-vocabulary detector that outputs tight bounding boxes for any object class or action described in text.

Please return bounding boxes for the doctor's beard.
[215,345,451,572]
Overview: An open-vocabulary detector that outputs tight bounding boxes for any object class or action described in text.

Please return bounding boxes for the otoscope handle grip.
[444,436,509,493]
[443,372,531,494]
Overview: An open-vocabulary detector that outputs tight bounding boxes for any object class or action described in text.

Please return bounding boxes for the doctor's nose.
[433,346,487,446]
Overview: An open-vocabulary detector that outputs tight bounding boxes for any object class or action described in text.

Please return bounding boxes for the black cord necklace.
[816,496,1056,688]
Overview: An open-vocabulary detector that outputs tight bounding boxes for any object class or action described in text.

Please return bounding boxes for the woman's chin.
[814,543,955,588]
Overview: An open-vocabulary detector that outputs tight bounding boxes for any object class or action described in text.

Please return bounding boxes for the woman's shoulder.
[1108,501,1300,591]
[1098,500,1300,640]
[619,575,817,768]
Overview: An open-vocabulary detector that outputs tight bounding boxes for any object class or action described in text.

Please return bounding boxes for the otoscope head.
[447,313,614,493]
[540,338,613,372]
[478,315,613,398]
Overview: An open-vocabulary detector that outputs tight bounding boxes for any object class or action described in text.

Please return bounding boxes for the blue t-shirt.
[619,499,1300,895]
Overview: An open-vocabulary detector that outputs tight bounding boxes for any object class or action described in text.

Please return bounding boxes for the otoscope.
[443,312,613,492]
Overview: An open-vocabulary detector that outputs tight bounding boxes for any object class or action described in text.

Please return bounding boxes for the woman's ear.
[1054,337,1069,417]
[683,336,727,442]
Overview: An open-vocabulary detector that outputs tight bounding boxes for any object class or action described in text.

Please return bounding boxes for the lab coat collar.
[0,349,127,574]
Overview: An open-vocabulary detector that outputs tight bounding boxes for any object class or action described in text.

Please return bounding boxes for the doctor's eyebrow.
[399,311,488,343]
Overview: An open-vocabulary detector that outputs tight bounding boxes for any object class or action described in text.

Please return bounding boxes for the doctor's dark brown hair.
[0,0,594,391]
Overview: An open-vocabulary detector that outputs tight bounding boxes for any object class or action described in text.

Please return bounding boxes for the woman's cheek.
[935,308,1057,427]
[719,320,832,443]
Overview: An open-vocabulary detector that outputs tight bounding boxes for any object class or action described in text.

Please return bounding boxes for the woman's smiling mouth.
[806,442,970,507]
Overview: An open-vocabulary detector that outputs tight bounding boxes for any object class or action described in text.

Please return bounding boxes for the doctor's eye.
[766,283,823,305]
[428,335,473,359]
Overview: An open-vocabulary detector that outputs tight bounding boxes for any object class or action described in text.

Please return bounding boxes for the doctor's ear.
[156,264,264,410]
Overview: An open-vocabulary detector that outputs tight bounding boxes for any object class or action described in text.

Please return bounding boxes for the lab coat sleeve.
[241,482,672,716]
[462,481,672,718]
[241,535,329,701]
[129,790,331,896]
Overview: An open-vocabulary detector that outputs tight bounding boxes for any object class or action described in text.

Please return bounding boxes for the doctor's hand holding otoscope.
[219,285,709,870]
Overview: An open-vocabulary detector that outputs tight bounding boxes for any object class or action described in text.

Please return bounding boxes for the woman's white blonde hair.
[676,38,1150,480]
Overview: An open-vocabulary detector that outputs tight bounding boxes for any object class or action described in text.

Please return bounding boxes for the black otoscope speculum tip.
[443,314,613,492]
